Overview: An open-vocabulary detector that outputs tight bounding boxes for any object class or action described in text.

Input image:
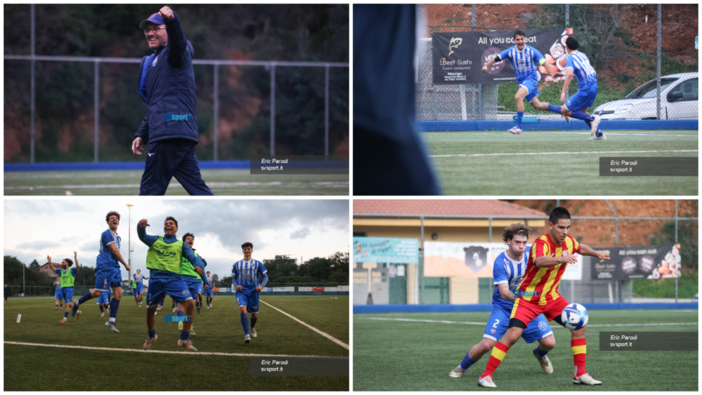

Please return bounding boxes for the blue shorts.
[135,284,143,295]
[236,292,259,313]
[97,293,110,304]
[95,267,122,292]
[54,289,62,300]
[518,77,540,103]
[197,283,203,294]
[483,307,552,343]
[565,84,598,112]
[186,282,200,301]
[146,278,193,307]
[61,288,74,304]
[205,288,213,297]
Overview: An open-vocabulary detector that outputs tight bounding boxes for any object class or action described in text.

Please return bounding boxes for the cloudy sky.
[4,199,349,281]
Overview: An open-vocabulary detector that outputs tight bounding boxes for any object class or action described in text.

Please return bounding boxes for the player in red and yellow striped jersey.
[478,207,610,388]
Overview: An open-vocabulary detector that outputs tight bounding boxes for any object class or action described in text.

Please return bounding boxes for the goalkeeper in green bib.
[138,216,206,351]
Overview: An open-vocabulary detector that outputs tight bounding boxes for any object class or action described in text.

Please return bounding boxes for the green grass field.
[354,309,698,391]
[4,295,349,391]
[424,130,698,195]
[3,169,349,195]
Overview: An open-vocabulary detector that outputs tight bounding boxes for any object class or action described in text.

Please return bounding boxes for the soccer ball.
[561,303,588,330]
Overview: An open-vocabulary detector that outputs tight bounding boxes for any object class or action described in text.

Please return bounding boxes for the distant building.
[39,262,58,277]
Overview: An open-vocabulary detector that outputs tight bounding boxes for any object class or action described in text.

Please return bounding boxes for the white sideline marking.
[3,341,348,358]
[260,300,349,350]
[357,317,698,328]
[4,181,348,191]
[430,149,698,158]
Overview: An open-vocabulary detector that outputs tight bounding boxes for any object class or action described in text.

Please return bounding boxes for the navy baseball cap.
[140,13,164,29]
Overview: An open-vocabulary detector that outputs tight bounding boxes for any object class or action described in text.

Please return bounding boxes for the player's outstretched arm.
[46,255,59,268]
[497,282,516,302]
[482,58,496,73]
[137,219,159,247]
[108,243,130,271]
[535,254,577,268]
[579,244,610,260]
[160,6,188,67]
[560,68,574,103]
[73,251,80,269]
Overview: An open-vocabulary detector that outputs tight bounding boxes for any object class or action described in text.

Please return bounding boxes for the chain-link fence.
[416,4,698,122]
[4,4,350,164]
[353,200,698,305]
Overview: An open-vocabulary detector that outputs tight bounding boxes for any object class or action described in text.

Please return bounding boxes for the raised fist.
[159,6,174,20]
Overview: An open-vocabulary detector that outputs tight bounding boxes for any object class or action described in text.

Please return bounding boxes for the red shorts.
[510,296,570,327]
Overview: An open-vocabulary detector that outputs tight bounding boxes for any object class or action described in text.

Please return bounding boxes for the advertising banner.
[424,241,582,280]
[353,237,419,264]
[263,287,295,292]
[591,244,681,280]
[432,28,571,84]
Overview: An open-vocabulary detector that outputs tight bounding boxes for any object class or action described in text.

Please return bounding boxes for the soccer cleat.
[251,328,257,338]
[105,321,120,333]
[477,375,496,388]
[76,310,81,320]
[143,335,158,350]
[245,334,251,343]
[588,132,606,140]
[190,326,196,336]
[55,306,58,310]
[573,373,602,385]
[60,318,67,324]
[449,366,465,378]
[533,349,554,374]
[508,126,522,135]
[70,300,80,317]
[590,115,601,135]
[172,308,177,313]
[177,340,198,352]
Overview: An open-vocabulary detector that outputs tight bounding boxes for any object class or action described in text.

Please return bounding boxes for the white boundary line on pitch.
[4,181,349,190]
[3,341,348,358]
[356,317,698,328]
[429,149,698,158]
[260,300,349,350]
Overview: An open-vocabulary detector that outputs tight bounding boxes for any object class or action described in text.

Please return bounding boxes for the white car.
[593,72,698,120]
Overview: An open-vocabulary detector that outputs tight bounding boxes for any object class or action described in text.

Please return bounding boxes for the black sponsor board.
[599,157,698,176]
[600,332,698,351]
[250,155,348,174]
[591,244,681,280]
[432,29,568,85]
[250,357,349,376]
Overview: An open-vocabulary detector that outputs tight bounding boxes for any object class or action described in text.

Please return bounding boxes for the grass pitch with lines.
[3,169,349,195]
[4,295,348,391]
[424,130,698,195]
[353,309,698,391]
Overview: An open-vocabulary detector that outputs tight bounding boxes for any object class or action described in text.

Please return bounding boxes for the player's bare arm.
[578,244,610,260]
[497,282,516,302]
[560,68,574,103]
[535,253,578,268]
[482,58,497,73]
[74,251,80,269]
[108,243,130,271]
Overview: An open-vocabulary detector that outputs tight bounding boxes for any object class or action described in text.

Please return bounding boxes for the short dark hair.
[549,207,572,225]
[206,271,210,274]
[182,233,195,242]
[514,29,526,39]
[242,242,253,249]
[565,36,579,50]
[106,211,120,222]
[63,258,74,267]
[165,216,178,228]
[503,223,531,243]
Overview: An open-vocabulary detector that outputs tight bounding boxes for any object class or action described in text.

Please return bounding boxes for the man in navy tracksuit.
[132,6,213,196]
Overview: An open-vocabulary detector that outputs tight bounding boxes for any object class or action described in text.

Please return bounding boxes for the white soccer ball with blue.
[561,303,588,330]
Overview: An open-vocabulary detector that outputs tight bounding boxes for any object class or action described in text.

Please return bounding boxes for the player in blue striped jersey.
[204,271,215,308]
[133,270,149,307]
[53,276,62,310]
[482,30,563,134]
[232,242,268,343]
[558,36,605,140]
[71,212,131,333]
[450,224,555,378]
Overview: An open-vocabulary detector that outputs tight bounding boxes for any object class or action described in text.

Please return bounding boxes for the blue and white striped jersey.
[566,51,597,89]
[205,275,214,287]
[232,259,267,294]
[492,247,530,311]
[96,229,121,270]
[133,274,144,284]
[499,45,544,83]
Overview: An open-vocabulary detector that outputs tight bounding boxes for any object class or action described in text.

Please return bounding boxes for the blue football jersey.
[499,45,544,83]
[133,274,144,284]
[566,51,597,89]
[492,247,530,311]
[206,275,214,287]
[96,229,121,270]
[232,259,267,294]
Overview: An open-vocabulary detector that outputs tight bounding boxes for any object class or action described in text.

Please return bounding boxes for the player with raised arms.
[558,36,604,140]
[139,216,205,351]
[482,29,564,134]
[53,276,62,310]
[477,207,609,388]
[48,252,80,323]
[450,224,556,378]
[205,271,215,308]
[71,212,130,333]
[176,232,207,335]
[232,242,268,343]
[133,269,149,307]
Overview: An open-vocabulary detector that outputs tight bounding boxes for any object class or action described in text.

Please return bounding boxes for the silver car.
[593,72,698,120]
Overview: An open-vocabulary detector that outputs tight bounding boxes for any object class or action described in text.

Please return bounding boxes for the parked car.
[593,72,698,120]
